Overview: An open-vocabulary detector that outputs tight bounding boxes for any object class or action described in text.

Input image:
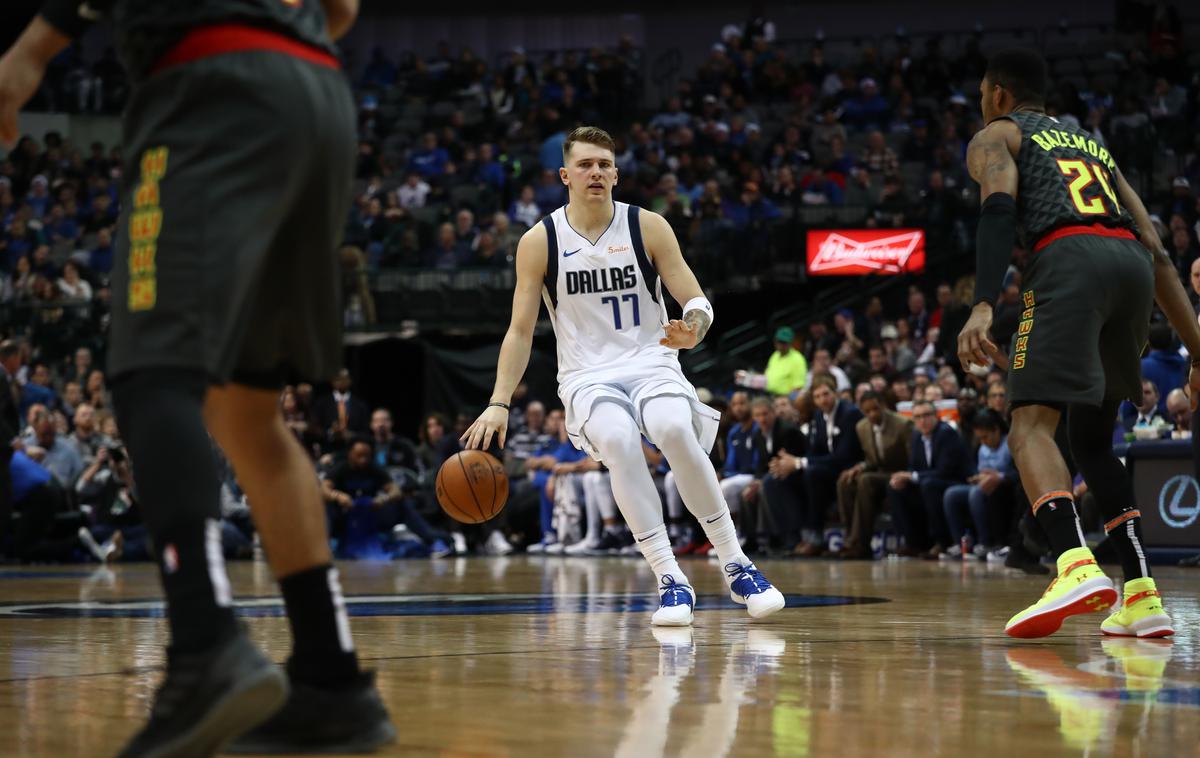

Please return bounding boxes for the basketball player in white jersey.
[462,126,784,625]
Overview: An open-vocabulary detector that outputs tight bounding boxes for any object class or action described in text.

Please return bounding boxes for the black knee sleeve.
[1066,401,1134,521]
[112,368,221,536]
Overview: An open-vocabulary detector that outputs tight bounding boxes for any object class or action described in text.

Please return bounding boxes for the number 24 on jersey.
[1056,159,1122,217]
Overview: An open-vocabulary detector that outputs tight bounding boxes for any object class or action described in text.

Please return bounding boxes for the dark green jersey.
[41,0,334,81]
[1000,110,1137,249]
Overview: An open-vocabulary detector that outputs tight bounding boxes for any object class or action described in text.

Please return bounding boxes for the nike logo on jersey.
[563,249,581,257]
[705,515,723,524]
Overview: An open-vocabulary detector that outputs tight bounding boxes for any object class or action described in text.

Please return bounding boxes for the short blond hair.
[563,126,616,162]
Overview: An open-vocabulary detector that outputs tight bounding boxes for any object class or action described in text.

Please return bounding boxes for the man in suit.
[1118,379,1166,433]
[766,373,864,556]
[742,396,804,552]
[0,340,23,552]
[311,368,371,452]
[835,391,912,559]
[887,399,971,557]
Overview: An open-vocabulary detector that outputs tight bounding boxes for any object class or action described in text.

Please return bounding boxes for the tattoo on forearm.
[684,309,711,342]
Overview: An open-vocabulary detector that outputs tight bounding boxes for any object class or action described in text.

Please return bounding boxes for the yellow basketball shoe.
[1006,547,1118,638]
[1100,577,1174,638]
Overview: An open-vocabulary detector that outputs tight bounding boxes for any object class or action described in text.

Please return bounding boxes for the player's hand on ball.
[957,304,1001,373]
[660,319,699,349]
[461,405,509,450]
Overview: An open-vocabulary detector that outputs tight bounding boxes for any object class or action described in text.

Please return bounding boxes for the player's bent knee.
[645,417,693,453]
[587,423,642,464]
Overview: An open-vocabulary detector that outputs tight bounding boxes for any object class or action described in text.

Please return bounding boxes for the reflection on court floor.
[0,558,1195,757]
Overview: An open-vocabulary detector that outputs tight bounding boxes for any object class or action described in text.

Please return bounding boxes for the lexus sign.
[806,229,926,276]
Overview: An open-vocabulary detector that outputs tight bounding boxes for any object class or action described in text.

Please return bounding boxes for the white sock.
[634,525,689,588]
[696,506,750,573]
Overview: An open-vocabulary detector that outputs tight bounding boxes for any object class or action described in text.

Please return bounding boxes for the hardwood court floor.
[0,557,1196,757]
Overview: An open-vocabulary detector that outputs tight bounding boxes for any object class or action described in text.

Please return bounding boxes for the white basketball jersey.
[541,202,678,382]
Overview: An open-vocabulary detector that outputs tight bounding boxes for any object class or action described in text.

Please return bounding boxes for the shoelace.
[725,563,771,595]
[659,575,693,607]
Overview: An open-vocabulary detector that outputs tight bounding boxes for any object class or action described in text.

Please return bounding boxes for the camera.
[105,443,127,464]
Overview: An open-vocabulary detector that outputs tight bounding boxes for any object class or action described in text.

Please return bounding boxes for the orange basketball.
[436,450,509,524]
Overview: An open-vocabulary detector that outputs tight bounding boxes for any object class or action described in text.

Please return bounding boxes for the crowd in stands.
[3,11,1200,564]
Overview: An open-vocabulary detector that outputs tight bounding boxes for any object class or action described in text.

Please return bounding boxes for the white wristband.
[682,296,714,328]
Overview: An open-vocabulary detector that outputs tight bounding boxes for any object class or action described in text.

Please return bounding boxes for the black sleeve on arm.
[972,192,1017,306]
[40,0,94,39]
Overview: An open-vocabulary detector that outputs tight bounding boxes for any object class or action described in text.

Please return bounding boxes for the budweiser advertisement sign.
[806,229,926,276]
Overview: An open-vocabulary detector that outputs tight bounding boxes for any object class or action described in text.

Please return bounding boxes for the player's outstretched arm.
[0,15,71,145]
[958,120,1020,372]
[641,210,712,350]
[1115,168,1200,405]
[461,224,547,450]
[319,0,360,40]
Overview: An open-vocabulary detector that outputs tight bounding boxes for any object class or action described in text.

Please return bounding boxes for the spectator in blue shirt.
[89,228,114,275]
[24,175,51,219]
[525,409,589,551]
[942,409,1016,557]
[510,185,541,229]
[1140,322,1186,415]
[474,143,506,192]
[842,78,891,131]
[20,364,58,418]
[722,182,781,230]
[539,129,567,171]
[800,166,844,205]
[723,392,759,478]
[22,405,84,488]
[45,204,79,245]
[4,217,38,271]
[408,132,450,179]
[533,170,566,215]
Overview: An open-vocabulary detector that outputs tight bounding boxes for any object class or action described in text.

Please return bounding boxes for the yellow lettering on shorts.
[1013,289,1036,371]
[128,147,168,311]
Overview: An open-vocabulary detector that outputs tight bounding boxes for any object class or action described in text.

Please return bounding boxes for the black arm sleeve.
[972,192,1017,306]
[39,0,95,39]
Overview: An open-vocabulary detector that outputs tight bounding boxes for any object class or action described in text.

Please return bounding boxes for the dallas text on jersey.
[564,265,638,296]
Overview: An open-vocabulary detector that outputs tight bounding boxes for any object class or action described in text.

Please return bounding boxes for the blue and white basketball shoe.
[725,562,786,619]
[651,575,695,626]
